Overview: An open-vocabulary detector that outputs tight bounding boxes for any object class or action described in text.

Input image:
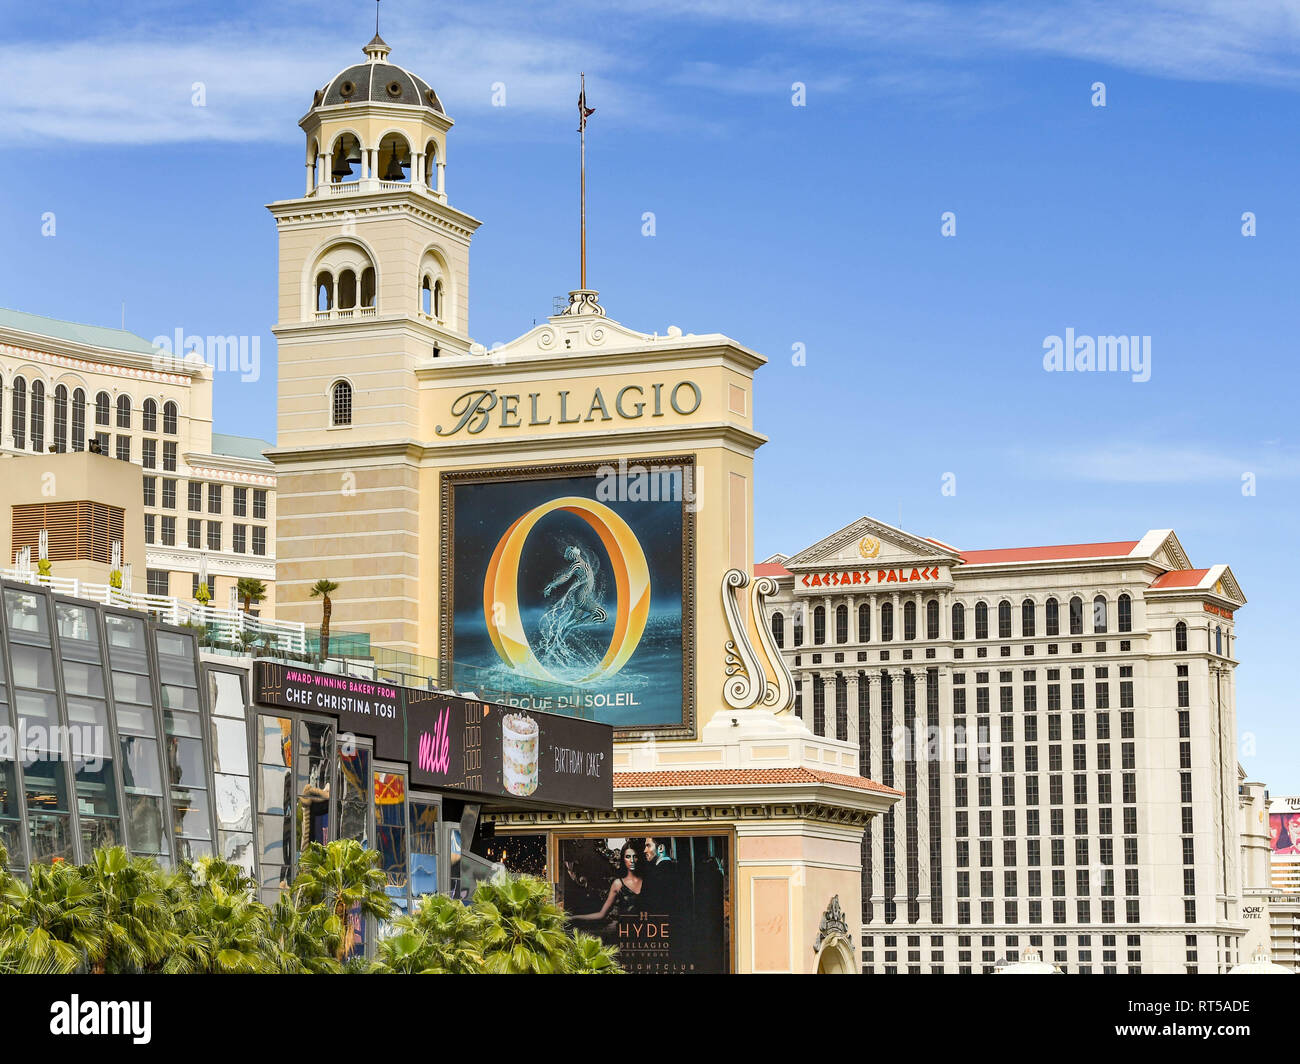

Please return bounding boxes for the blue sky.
[2,1,1298,790]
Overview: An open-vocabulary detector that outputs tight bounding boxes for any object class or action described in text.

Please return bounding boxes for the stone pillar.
[846,672,860,745]
[437,160,446,195]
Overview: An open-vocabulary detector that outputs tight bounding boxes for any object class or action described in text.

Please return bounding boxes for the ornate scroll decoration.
[560,288,606,317]
[722,568,795,714]
[750,574,794,714]
[814,895,850,953]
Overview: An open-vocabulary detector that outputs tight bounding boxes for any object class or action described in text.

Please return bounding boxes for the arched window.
[331,380,353,427]
[71,388,85,451]
[1022,599,1036,637]
[974,601,989,640]
[115,394,131,429]
[330,132,362,183]
[30,380,45,451]
[858,602,871,642]
[1215,626,1223,656]
[952,602,965,641]
[433,279,445,320]
[835,604,848,644]
[421,275,433,317]
[1118,594,1132,633]
[162,401,178,435]
[53,385,68,452]
[903,600,917,640]
[926,599,940,640]
[425,141,438,189]
[1093,595,1108,634]
[338,268,357,310]
[813,605,826,645]
[94,391,110,426]
[11,376,27,449]
[835,675,848,741]
[1175,621,1188,652]
[1069,596,1083,635]
[316,272,334,313]
[771,612,785,649]
[880,602,894,642]
[793,608,804,648]
[142,398,157,433]
[361,266,376,308]
[1045,597,1059,636]
[379,134,411,183]
[998,600,1012,639]
[812,674,825,736]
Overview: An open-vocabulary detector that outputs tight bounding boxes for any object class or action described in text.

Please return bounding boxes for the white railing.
[327,182,361,196]
[0,568,307,654]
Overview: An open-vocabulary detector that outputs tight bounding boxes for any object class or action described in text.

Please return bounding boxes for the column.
[846,672,860,745]
[322,154,333,189]
[437,160,446,195]
[412,152,424,188]
[305,162,315,196]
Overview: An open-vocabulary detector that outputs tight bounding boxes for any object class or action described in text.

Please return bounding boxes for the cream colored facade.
[0,310,277,610]
[268,35,900,972]
[1239,781,1300,970]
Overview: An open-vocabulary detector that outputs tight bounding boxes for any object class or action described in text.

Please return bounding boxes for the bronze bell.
[382,143,407,181]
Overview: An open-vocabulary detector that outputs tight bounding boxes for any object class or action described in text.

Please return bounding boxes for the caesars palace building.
[758,523,1249,973]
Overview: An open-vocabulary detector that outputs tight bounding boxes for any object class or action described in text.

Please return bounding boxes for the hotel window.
[952,603,965,640]
[793,609,804,647]
[93,431,108,454]
[331,380,353,426]
[1215,627,1222,655]
[903,601,916,640]
[1093,596,1107,633]
[30,380,45,451]
[10,375,26,448]
[997,600,1011,639]
[143,437,161,469]
[1020,599,1035,637]
[143,478,156,507]
[253,490,267,520]
[163,401,178,435]
[115,435,130,462]
[233,487,247,517]
[161,516,175,546]
[187,519,201,549]
[770,612,784,648]
[880,602,894,641]
[208,484,222,514]
[142,399,157,432]
[1175,621,1187,652]
[147,569,169,597]
[974,602,988,639]
[207,522,221,551]
[144,515,155,544]
[836,604,849,643]
[835,675,848,741]
[188,482,202,511]
[162,441,177,472]
[813,605,826,645]
[1068,597,1083,635]
[1177,665,1189,708]
[252,527,267,556]
[926,599,939,640]
[162,478,176,509]
[1117,594,1132,633]
[115,394,131,429]
[1045,598,1059,636]
[71,388,85,450]
[53,384,68,452]
[93,390,110,426]
[232,524,247,554]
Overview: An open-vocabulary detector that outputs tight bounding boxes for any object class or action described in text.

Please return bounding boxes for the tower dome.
[310,35,444,114]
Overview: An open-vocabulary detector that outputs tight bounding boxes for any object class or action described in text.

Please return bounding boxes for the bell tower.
[268,36,481,647]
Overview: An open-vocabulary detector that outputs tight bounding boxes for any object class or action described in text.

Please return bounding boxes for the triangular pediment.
[1137,529,1193,572]
[1208,564,1246,606]
[785,516,960,570]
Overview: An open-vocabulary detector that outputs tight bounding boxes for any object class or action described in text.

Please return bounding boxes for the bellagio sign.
[798,566,945,589]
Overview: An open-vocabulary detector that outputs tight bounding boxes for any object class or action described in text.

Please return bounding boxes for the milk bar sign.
[800,566,944,589]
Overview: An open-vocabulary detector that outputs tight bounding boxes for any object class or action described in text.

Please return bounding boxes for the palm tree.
[564,931,621,973]
[290,840,391,964]
[0,859,101,973]
[393,893,485,973]
[79,846,178,974]
[471,875,572,974]
[236,577,268,614]
[309,578,340,660]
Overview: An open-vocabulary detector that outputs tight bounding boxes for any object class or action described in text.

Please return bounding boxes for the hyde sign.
[799,566,944,589]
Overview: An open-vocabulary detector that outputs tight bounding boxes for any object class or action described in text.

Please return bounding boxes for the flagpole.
[580,71,587,291]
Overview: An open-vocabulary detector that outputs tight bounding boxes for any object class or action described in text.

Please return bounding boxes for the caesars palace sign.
[798,566,946,589]
[436,381,704,437]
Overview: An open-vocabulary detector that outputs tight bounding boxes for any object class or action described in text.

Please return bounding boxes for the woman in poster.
[570,841,647,925]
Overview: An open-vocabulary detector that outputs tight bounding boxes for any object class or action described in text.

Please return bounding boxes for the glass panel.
[55,603,99,652]
[23,755,70,813]
[13,690,60,741]
[29,814,74,864]
[374,771,407,903]
[155,631,192,659]
[214,774,252,832]
[409,799,439,898]
[175,838,212,861]
[160,665,199,691]
[66,697,109,731]
[166,736,207,789]
[258,716,292,766]
[4,589,49,638]
[258,766,291,815]
[209,671,246,719]
[211,717,249,775]
[114,702,157,737]
[0,760,21,819]
[81,817,121,854]
[297,721,334,849]
[125,794,168,856]
[258,814,290,891]
[112,672,154,705]
[337,747,370,843]
[163,710,202,738]
[120,737,163,794]
[171,789,211,840]
[60,660,105,698]
[104,613,146,650]
[220,831,255,874]
[10,644,56,690]
[74,757,119,817]
[0,819,22,865]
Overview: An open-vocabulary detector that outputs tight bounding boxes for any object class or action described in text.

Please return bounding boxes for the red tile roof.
[754,562,792,577]
[959,540,1140,565]
[1149,568,1210,589]
[613,767,902,796]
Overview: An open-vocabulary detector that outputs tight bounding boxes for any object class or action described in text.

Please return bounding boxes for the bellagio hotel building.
[758,517,1247,974]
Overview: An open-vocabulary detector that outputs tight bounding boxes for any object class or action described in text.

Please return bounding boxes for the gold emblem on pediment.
[858,535,881,560]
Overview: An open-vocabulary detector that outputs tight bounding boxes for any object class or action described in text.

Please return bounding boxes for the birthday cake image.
[502,712,540,796]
